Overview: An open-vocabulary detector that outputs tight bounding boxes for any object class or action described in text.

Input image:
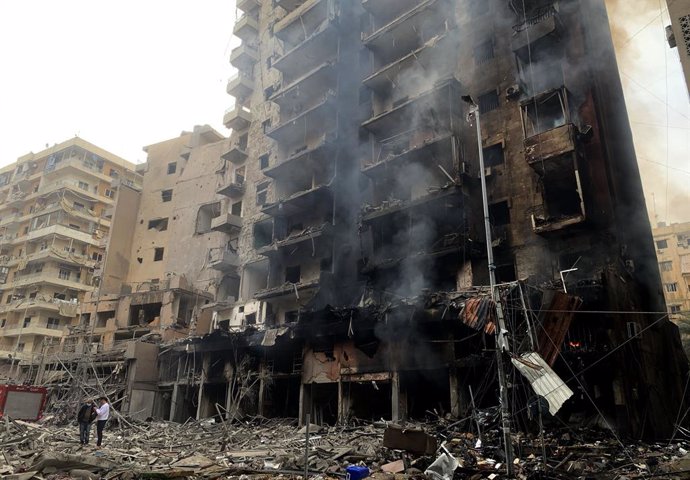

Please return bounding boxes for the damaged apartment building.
[3,0,688,440]
[171,0,688,438]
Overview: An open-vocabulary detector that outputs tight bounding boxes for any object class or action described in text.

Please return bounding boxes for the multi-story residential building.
[151,0,687,437]
[654,221,690,319]
[68,125,230,417]
[666,0,690,94]
[0,138,138,377]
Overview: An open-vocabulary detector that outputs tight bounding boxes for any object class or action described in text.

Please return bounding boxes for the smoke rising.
[605,0,690,224]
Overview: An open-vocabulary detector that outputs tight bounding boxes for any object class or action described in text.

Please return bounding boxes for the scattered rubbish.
[425,448,459,480]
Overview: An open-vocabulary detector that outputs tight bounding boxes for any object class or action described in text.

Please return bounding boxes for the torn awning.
[459,297,496,334]
[511,352,573,415]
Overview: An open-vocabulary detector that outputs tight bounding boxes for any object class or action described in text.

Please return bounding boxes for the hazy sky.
[0,1,237,165]
[0,1,687,222]
[607,0,690,225]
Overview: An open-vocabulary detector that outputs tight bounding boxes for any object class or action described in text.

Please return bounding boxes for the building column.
[449,367,460,417]
[391,371,400,422]
[195,354,210,419]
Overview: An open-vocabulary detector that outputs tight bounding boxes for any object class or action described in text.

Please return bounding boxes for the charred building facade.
[177,0,689,438]
[16,0,683,438]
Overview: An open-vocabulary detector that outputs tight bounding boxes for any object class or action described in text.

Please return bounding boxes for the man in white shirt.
[93,397,110,448]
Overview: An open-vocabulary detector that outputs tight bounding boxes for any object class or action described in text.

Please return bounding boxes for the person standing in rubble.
[93,396,110,448]
[76,399,96,445]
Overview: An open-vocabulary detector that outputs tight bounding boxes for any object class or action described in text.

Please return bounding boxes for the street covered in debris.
[4,413,690,479]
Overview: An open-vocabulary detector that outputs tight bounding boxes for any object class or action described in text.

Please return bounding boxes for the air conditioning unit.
[506,84,521,99]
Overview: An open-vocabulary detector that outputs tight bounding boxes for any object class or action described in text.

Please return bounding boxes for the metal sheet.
[511,352,573,415]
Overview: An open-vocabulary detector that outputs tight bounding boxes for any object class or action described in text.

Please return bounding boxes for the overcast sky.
[0,0,237,165]
[0,1,687,222]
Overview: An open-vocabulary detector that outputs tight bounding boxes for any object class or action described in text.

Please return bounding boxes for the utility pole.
[463,96,514,475]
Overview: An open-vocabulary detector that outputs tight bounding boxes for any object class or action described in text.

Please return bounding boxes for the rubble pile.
[2,415,690,479]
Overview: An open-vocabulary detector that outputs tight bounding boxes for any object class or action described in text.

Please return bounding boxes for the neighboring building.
[666,0,690,94]
[154,0,686,437]
[654,221,690,319]
[68,125,229,417]
[0,137,138,377]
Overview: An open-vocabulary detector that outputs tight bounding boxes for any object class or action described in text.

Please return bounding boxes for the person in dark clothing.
[77,400,96,445]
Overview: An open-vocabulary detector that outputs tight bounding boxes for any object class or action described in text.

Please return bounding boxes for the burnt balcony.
[254,276,320,300]
[362,78,460,137]
[264,133,336,179]
[524,123,577,171]
[234,14,259,42]
[237,0,260,13]
[226,72,254,105]
[211,213,243,235]
[362,0,450,64]
[363,133,456,178]
[362,0,419,24]
[511,5,560,52]
[272,19,339,82]
[262,184,332,217]
[230,43,259,71]
[363,33,456,95]
[266,91,337,144]
[274,0,334,47]
[209,247,240,272]
[223,105,253,131]
[257,223,333,257]
[222,143,249,164]
[531,207,586,235]
[362,184,463,223]
[270,62,336,112]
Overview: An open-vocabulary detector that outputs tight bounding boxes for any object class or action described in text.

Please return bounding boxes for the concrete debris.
[2,414,690,479]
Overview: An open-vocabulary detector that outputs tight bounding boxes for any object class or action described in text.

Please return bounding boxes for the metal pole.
[468,100,514,475]
[304,413,310,479]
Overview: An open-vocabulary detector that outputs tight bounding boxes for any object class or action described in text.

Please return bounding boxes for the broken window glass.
[521,90,567,137]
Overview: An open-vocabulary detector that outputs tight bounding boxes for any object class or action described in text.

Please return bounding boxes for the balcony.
[2,271,93,292]
[0,213,20,227]
[511,6,560,52]
[266,92,336,144]
[0,325,65,338]
[362,185,463,223]
[274,0,303,12]
[257,223,332,257]
[275,0,334,47]
[254,276,320,300]
[362,78,460,136]
[43,157,112,183]
[223,105,253,131]
[362,0,449,64]
[208,248,240,272]
[237,0,260,13]
[221,143,249,163]
[270,61,336,111]
[362,0,419,23]
[363,33,456,94]
[272,20,339,81]
[226,72,254,104]
[234,14,259,42]
[211,213,243,235]
[0,248,97,270]
[26,224,102,246]
[217,180,246,197]
[230,43,259,71]
[0,349,30,361]
[531,209,586,235]
[36,180,114,205]
[262,184,332,217]
[363,133,455,178]
[0,298,70,315]
[524,123,577,170]
[264,133,336,179]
